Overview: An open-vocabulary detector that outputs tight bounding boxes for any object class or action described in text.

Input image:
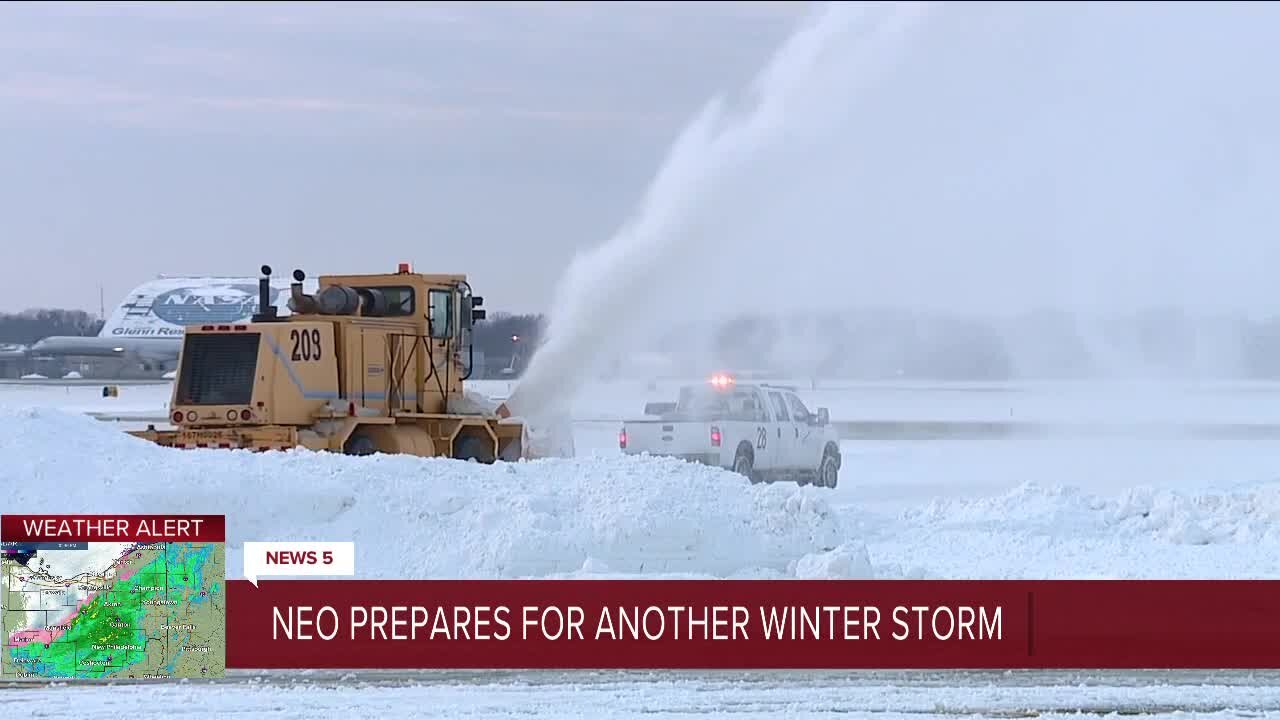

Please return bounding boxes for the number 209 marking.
[290,328,322,362]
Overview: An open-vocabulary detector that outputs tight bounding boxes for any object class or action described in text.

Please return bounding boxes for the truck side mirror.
[816,408,829,426]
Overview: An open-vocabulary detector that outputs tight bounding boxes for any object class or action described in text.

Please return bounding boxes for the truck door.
[360,328,390,411]
[766,390,796,471]
[743,389,774,471]
[786,392,824,471]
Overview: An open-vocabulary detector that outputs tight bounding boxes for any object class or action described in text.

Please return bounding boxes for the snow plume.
[505,2,934,417]
[504,1,1280,397]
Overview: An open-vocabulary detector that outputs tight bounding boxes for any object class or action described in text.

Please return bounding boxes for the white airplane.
[29,275,318,371]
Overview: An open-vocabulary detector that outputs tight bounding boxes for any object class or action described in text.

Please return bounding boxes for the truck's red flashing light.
[710,425,722,447]
[618,429,628,449]
[709,374,734,389]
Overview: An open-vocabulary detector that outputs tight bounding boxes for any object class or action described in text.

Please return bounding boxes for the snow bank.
[861,478,1280,580]
[792,542,874,579]
[906,480,1280,546]
[0,408,846,580]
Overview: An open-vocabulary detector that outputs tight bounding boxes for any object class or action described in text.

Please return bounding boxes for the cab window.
[677,387,766,422]
[786,393,812,422]
[378,286,415,316]
[769,392,790,422]
[428,289,453,338]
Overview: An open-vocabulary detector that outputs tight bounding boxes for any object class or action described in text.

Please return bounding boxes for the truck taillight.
[710,426,722,447]
[172,411,183,424]
[618,429,627,449]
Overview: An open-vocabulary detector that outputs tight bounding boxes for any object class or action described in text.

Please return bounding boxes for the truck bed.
[621,417,726,467]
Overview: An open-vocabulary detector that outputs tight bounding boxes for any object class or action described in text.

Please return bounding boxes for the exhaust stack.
[251,265,281,323]
[288,269,319,315]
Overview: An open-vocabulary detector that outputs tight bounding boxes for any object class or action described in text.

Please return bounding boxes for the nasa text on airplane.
[147,283,264,326]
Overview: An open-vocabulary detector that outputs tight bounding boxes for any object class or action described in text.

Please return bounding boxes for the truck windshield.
[676,387,765,421]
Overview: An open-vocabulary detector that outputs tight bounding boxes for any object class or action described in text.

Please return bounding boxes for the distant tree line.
[0,309,103,346]
[471,312,545,376]
[632,308,1280,381]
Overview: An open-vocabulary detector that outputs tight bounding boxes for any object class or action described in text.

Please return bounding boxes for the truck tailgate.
[622,420,719,464]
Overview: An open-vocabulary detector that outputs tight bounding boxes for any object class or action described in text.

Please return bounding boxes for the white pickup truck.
[618,377,842,487]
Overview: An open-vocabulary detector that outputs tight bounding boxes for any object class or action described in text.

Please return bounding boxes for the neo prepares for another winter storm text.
[271,604,1003,643]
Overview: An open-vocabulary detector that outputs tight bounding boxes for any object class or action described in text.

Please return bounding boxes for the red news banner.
[227,579,1280,670]
[9,514,1279,670]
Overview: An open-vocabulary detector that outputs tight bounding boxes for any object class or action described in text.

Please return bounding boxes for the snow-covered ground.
[7,381,1280,581]
[20,376,1280,426]
[476,377,1280,426]
[0,381,173,417]
[4,378,1280,714]
[7,669,1280,719]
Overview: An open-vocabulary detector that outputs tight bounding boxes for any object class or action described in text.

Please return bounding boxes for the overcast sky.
[6,1,1280,323]
[0,1,805,315]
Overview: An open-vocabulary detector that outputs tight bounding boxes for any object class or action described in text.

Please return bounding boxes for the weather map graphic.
[1,517,225,680]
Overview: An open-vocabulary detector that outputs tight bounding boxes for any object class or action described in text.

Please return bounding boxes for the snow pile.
[910,482,1107,530]
[905,480,1280,546]
[792,542,874,579]
[0,407,847,580]
[1106,484,1280,545]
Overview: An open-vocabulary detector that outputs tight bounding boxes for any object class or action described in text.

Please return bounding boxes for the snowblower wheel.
[453,434,495,464]
[344,433,377,457]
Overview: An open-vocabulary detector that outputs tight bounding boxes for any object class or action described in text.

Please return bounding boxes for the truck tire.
[733,443,761,484]
[817,444,840,488]
[344,433,377,457]
[454,434,495,464]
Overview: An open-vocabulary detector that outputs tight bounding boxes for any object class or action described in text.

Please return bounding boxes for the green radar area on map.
[0,514,226,680]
